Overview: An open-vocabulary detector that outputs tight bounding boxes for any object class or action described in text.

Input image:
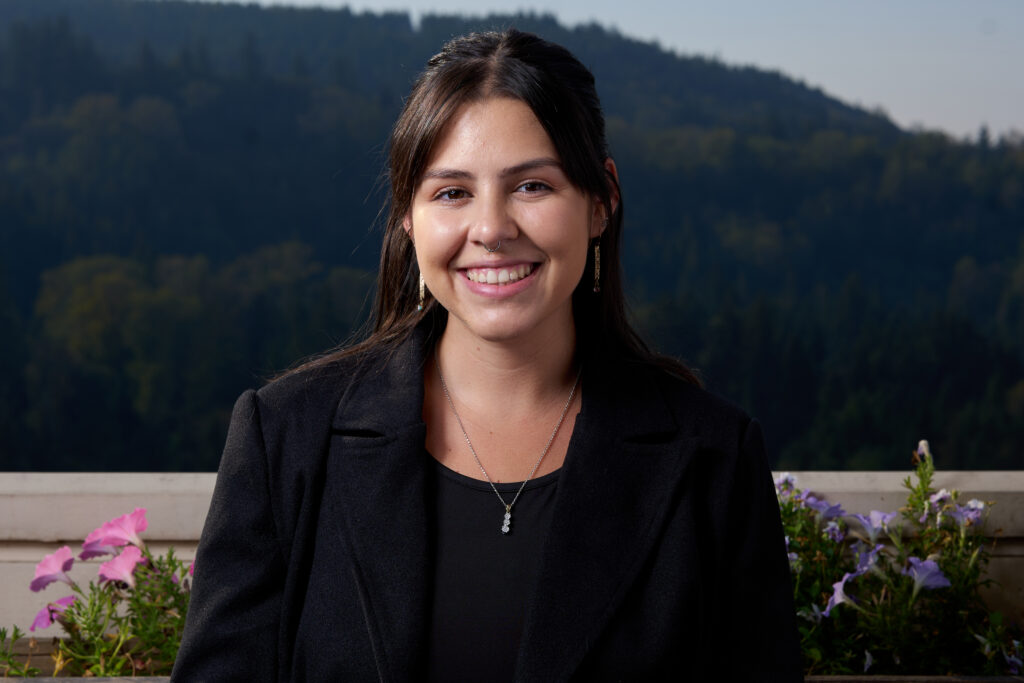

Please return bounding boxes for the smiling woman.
[171,29,802,681]
[407,98,602,365]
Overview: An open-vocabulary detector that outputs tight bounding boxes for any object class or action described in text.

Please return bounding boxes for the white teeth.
[466,264,534,285]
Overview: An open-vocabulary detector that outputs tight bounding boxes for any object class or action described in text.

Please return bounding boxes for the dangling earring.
[592,241,601,293]
[417,274,426,311]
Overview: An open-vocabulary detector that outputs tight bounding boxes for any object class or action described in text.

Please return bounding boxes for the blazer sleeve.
[723,418,803,680]
[172,389,287,682]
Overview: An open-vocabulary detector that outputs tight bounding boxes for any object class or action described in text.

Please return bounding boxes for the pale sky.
[198,0,1024,140]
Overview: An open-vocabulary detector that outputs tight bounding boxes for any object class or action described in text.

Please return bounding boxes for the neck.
[434,318,578,412]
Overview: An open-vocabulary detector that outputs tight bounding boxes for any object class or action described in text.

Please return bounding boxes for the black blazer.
[172,328,802,682]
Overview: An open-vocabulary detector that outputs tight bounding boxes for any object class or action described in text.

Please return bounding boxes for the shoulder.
[615,359,755,444]
[255,351,368,416]
[236,347,387,464]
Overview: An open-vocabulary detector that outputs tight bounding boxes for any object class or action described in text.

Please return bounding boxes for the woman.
[172,29,801,682]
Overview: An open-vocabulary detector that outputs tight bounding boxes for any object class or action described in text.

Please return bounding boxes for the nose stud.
[484,241,502,253]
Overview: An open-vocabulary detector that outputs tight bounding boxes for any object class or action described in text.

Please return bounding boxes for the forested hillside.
[1,0,1021,471]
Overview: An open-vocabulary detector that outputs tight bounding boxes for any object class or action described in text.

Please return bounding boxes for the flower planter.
[4,471,1023,679]
[13,676,1024,682]
[808,677,1024,682]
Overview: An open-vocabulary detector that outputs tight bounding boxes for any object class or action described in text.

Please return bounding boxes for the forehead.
[424,96,559,170]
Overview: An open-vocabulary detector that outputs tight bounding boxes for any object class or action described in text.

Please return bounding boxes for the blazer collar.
[326,329,698,681]
[325,328,432,680]
[514,359,697,681]
[331,327,429,436]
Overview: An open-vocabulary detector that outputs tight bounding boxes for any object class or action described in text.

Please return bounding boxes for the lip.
[458,261,540,298]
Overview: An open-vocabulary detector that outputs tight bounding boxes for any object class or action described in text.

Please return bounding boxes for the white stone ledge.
[786,470,1024,537]
[0,472,216,542]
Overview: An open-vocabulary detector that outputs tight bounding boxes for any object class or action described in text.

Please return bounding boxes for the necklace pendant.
[501,508,511,535]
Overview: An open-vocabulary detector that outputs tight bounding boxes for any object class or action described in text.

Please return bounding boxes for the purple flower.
[804,495,845,520]
[84,508,148,554]
[918,488,952,524]
[774,472,797,498]
[30,546,75,592]
[854,543,885,576]
[784,536,802,572]
[917,439,932,461]
[949,499,986,528]
[824,520,845,543]
[29,595,75,632]
[1006,640,1022,674]
[98,546,144,587]
[975,632,994,655]
[852,510,897,544]
[823,545,886,617]
[903,556,951,598]
[1008,655,1022,676]
[824,572,856,617]
[864,650,874,673]
[797,603,823,624]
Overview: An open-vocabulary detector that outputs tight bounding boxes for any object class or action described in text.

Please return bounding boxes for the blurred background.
[0,0,1021,471]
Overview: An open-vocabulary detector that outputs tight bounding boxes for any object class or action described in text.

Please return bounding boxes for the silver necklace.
[435,349,581,535]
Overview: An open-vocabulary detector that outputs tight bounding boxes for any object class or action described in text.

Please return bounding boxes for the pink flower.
[29,595,75,632]
[83,508,148,554]
[80,533,120,560]
[188,561,195,577]
[30,546,75,592]
[98,546,144,587]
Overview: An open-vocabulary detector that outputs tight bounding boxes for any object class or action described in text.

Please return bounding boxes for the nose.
[467,191,518,250]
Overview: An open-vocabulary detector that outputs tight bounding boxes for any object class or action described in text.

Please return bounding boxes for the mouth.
[463,263,537,285]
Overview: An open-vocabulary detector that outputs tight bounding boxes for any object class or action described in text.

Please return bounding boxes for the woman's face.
[406,96,606,346]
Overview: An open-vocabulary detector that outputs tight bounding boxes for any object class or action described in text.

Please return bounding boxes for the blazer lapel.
[324,335,431,681]
[515,363,700,681]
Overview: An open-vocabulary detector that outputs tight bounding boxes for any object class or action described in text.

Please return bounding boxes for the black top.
[171,323,803,681]
[426,455,560,683]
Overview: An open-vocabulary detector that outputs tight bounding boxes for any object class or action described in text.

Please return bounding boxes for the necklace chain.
[435,348,581,534]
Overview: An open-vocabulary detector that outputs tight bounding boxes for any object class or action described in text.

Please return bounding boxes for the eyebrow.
[421,157,563,181]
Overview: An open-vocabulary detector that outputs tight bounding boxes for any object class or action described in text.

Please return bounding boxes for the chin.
[463,321,536,344]
[450,306,575,347]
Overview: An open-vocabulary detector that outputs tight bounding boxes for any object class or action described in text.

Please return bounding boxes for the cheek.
[411,208,463,264]
[533,205,592,262]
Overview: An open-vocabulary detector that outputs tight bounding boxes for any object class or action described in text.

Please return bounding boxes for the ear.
[403,214,414,243]
[604,157,621,216]
[591,157,621,238]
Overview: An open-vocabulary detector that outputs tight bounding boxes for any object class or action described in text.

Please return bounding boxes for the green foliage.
[780,443,1022,675]
[51,548,191,677]
[125,549,191,673]
[15,247,373,470]
[0,626,41,677]
[4,510,191,678]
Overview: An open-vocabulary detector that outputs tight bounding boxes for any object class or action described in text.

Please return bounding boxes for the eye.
[517,181,552,194]
[433,187,468,202]
[434,185,468,201]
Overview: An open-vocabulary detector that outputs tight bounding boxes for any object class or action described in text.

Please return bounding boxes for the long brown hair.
[291,29,699,385]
